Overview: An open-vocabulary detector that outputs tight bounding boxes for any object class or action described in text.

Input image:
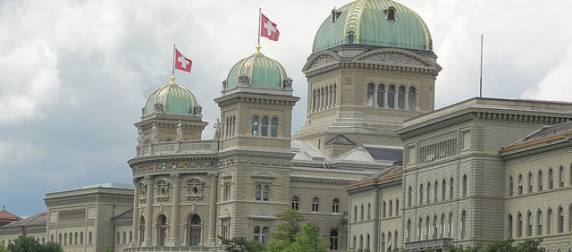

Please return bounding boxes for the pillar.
[131,178,140,247]
[171,173,181,246]
[207,172,218,245]
[144,175,154,246]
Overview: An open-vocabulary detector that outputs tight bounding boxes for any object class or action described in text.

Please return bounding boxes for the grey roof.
[364,146,403,161]
[3,212,47,227]
[506,120,572,148]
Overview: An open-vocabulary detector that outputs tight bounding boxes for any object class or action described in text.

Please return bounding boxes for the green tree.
[6,236,63,252]
[267,209,329,252]
[218,236,266,252]
[0,243,7,252]
[484,238,545,252]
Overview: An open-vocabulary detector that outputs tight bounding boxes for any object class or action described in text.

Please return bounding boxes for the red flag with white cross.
[174,48,192,73]
[260,13,279,41]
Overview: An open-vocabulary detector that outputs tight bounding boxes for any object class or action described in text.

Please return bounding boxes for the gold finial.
[256,43,261,53]
[170,74,176,84]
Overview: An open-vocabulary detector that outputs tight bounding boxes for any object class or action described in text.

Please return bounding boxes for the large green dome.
[143,77,200,116]
[312,0,433,53]
[225,52,288,90]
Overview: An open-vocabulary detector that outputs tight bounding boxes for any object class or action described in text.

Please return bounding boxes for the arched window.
[330,230,338,250]
[434,181,438,202]
[332,84,337,107]
[367,233,372,250]
[425,216,430,239]
[419,184,424,205]
[509,176,514,196]
[389,200,393,216]
[381,232,386,251]
[312,90,317,110]
[398,86,405,109]
[80,232,83,244]
[547,208,553,234]
[549,168,554,189]
[158,215,168,246]
[75,232,78,244]
[347,31,355,44]
[332,198,339,213]
[448,213,453,238]
[367,83,374,106]
[262,227,269,244]
[462,175,467,197]
[558,206,564,233]
[89,232,93,244]
[271,117,278,137]
[386,7,396,21]
[538,170,544,191]
[461,211,467,238]
[251,116,259,136]
[388,85,395,108]
[129,231,132,243]
[518,174,523,194]
[527,211,533,236]
[408,186,412,207]
[407,219,412,242]
[377,84,385,107]
[517,212,522,237]
[354,206,358,222]
[261,116,268,136]
[353,235,357,251]
[122,231,127,244]
[560,166,565,187]
[362,204,365,220]
[450,178,454,199]
[396,199,400,215]
[139,217,145,245]
[359,234,363,250]
[262,185,269,201]
[508,214,513,238]
[408,87,416,110]
[368,203,371,219]
[569,205,572,232]
[312,197,319,212]
[442,179,446,201]
[418,218,423,240]
[433,215,438,239]
[537,210,543,235]
[291,196,299,210]
[382,202,386,218]
[528,172,533,193]
[387,232,392,250]
[427,182,431,203]
[254,226,260,242]
[440,214,445,238]
[255,185,262,200]
[188,215,201,246]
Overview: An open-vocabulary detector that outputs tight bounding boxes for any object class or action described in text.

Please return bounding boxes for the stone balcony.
[405,238,454,252]
[136,140,219,158]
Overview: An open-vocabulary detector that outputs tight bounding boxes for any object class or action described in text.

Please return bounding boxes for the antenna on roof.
[480,34,484,98]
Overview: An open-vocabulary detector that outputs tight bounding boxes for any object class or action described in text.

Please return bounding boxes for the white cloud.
[0,40,60,125]
[522,41,572,102]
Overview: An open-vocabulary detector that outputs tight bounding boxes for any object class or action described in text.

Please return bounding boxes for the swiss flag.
[260,13,279,41]
[175,48,192,73]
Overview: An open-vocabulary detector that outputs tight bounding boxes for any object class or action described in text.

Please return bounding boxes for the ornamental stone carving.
[309,55,338,70]
[283,77,293,88]
[359,52,425,66]
[154,102,163,113]
[238,74,249,86]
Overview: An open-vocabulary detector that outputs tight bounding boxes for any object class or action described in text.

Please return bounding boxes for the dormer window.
[386,7,396,21]
[347,31,355,44]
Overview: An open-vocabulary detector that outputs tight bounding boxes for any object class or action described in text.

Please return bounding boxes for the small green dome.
[313,0,433,53]
[225,53,288,90]
[143,79,200,116]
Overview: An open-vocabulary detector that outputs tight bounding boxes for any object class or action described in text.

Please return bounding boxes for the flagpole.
[172,44,176,76]
[257,8,261,53]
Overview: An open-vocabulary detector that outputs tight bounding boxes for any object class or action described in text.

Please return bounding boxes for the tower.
[294,0,442,156]
[128,76,219,248]
[214,51,299,241]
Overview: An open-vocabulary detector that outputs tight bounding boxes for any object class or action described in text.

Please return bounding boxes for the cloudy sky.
[1,0,572,217]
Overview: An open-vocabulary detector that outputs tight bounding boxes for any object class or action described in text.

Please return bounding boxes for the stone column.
[170,173,181,246]
[207,172,218,245]
[132,178,140,247]
[144,175,154,246]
